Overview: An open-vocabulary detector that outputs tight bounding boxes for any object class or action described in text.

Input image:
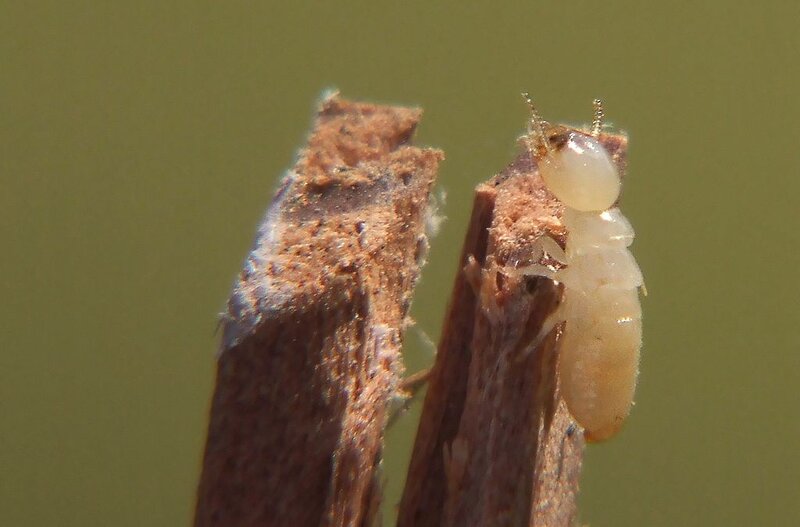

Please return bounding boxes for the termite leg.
[536,234,567,264]
[388,368,433,427]
[514,305,565,363]
[531,307,564,350]
[514,263,557,280]
[463,254,482,294]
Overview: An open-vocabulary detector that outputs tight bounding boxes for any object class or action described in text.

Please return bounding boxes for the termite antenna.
[591,98,605,137]
[521,92,551,156]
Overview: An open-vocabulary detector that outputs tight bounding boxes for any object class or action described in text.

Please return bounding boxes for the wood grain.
[194,93,443,527]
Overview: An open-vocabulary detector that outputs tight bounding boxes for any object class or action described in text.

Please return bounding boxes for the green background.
[3,1,799,525]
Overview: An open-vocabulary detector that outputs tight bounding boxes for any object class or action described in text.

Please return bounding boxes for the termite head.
[522,95,621,212]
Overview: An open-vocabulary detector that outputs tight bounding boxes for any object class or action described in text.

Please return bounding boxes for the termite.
[520,94,644,441]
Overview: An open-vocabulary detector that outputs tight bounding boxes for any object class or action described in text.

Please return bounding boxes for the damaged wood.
[194,94,443,527]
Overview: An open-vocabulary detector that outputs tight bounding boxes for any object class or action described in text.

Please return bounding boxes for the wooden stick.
[397,132,628,527]
[194,93,443,527]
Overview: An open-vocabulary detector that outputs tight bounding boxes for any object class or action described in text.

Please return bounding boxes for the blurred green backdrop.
[3,1,799,525]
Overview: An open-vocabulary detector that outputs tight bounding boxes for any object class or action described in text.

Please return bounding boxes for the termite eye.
[539,132,621,211]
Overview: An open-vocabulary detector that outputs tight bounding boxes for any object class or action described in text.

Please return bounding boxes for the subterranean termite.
[520,95,645,442]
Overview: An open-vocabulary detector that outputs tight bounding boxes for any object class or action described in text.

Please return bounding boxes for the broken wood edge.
[194,93,443,527]
[398,131,628,527]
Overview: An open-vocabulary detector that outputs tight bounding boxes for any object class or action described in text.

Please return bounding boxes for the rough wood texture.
[194,94,443,527]
[398,132,627,527]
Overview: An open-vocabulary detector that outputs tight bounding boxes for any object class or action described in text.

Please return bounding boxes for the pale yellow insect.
[521,95,644,441]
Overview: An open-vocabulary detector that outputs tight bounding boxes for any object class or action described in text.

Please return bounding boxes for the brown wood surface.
[397,132,628,527]
[194,94,442,527]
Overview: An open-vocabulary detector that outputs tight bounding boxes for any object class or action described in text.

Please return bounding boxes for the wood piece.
[397,132,627,527]
[194,93,443,527]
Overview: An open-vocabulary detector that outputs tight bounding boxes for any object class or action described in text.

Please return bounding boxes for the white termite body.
[523,97,644,441]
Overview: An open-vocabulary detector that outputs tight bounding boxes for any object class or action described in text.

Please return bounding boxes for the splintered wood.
[398,133,628,527]
[194,94,442,527]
